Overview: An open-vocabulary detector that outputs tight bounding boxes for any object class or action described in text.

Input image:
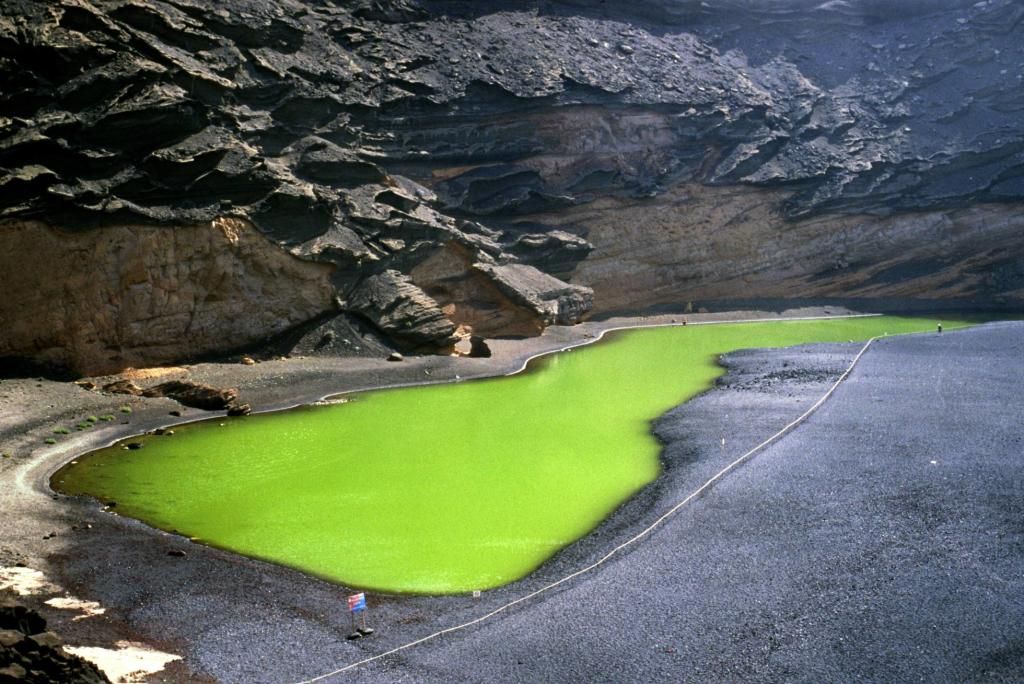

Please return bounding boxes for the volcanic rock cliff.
[1,0,1021,375]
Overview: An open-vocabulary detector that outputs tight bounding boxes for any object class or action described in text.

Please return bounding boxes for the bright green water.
[53,316,963,594]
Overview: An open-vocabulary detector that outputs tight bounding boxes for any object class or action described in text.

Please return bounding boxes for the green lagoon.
[53,316,965,594]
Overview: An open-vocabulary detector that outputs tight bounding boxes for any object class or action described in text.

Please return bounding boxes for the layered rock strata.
[0,217,335,375]
[1,0,1021,373]
[530,186,1024,313]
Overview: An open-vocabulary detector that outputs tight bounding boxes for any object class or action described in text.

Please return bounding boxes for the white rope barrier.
[292,334,882,683]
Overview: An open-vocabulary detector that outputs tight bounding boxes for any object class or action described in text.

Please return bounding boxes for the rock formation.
[0,598,109,683]
[1,0,1021,374]
[0,217,335,375]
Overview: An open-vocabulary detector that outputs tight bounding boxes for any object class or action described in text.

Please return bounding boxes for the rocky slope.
[1,0,1021,374]
[0,598,108,683]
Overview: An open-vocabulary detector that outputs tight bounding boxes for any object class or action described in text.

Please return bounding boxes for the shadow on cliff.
[0,357,78,382]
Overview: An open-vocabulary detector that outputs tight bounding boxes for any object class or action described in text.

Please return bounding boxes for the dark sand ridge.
[0,306,984,682]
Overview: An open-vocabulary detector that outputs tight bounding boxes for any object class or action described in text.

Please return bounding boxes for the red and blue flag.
[347,593,366,612]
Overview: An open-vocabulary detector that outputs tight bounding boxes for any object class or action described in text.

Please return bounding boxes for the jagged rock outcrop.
[473,263,594,329]
[347,269,460,351]
[0,598,109,683]
[1,0,1021,373]
[408,242,594,338]
[0,0,596,374]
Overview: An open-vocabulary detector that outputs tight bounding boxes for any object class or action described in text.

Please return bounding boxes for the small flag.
[347,592,366,613]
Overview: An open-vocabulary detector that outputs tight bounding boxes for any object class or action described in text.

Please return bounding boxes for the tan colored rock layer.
[409,242,593,339]
[523,184,1024,313]
[0,218,336,375]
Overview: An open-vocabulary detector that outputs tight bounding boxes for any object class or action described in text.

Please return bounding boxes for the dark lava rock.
[506,230,594,280]
[0,599,109,683]
[469,335,492,358]
[1,0,1018,226]
[0,0,1022,375]
[0,602,45,636]
[262,310,395,359]
[0,0,602,375]
[292,137,386,186]
[167,549,186,558]
[348,271,459,351]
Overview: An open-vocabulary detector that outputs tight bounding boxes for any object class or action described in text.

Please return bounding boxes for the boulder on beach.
[141,381,239,411]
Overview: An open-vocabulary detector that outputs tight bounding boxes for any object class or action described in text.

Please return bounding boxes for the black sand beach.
[345,321,1024,683]
[2,315,1021,682]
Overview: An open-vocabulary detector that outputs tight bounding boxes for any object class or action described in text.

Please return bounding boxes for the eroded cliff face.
[0,217,337,375]
[529,186,1024,313]
[1,0,1021,373]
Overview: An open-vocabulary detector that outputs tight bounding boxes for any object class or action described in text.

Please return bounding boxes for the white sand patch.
[0,566,174,679]
[1,566,105,620]
[64,641,181,683]
[0,566,60,595]
[44,595,106,619]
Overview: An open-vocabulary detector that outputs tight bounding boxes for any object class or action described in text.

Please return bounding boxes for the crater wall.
[2,0,1021,373]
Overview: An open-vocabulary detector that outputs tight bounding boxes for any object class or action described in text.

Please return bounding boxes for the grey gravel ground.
[338,321,1024,683]
[0,308,853,682]
[3,315,1020,683]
